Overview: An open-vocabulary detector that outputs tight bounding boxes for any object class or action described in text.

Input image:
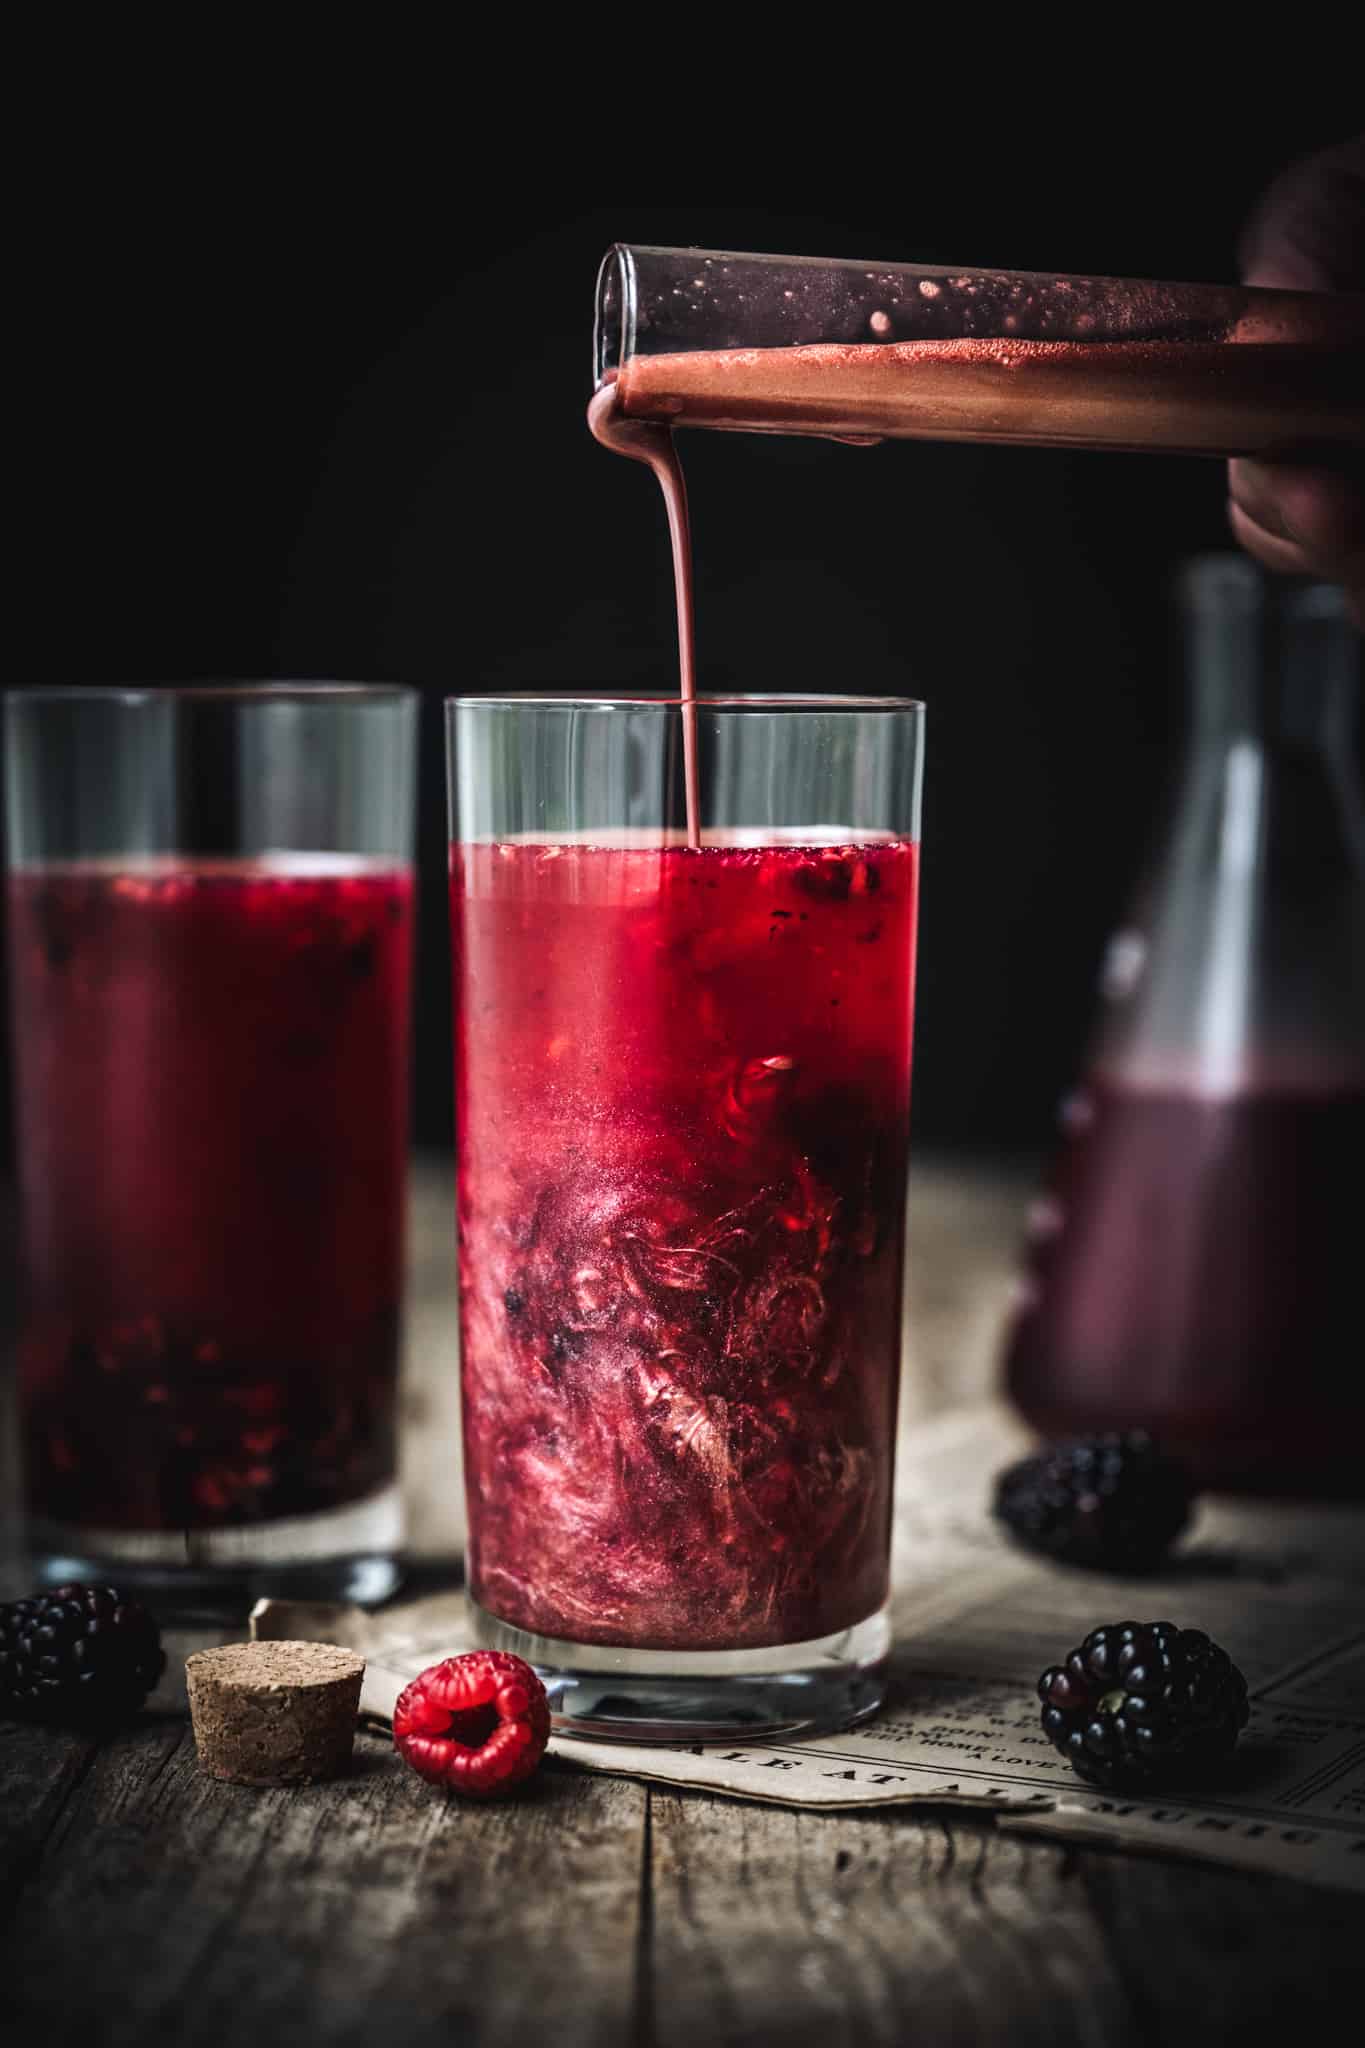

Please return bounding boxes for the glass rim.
[447,692,925,713]
[4,682,416,707]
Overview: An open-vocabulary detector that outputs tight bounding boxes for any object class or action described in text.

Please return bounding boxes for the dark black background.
[6,115,1355,1165]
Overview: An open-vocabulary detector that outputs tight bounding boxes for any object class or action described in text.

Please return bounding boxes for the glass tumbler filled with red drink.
[4,685,417,1605]
[448,695,923,1737]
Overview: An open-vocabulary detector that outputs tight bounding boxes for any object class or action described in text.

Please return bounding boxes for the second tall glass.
[448,695,923,1738]
[5,684,417,1607]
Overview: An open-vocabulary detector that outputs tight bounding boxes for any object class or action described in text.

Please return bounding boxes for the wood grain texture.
[646,1790,1365,2046]
[0,1725,645,2048]
[648,1791,1130,2048]
[1079,1847,1365,2037]
[0,1722,97,1907]
[4,1734,1362,2048]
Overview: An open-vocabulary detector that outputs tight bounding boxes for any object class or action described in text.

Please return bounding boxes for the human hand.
[1227,135,1365,623]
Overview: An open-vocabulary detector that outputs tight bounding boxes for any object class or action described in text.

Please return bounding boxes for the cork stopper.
[186,1640,365,1786]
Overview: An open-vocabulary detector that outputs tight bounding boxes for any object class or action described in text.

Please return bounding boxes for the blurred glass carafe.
[1004,559,1365,1495]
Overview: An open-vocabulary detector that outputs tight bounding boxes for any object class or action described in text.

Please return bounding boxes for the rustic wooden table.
[3,1160,1360,2045]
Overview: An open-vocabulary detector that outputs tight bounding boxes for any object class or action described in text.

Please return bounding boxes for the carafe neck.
[1185,557,1360,763]
[1097,558,1364,1094]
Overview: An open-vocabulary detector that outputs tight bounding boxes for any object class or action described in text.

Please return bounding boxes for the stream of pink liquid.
[587,381,700,846]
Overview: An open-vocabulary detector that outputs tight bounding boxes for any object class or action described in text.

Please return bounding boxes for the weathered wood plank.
[0,1722,98,1902]
[1080,1846,1365,2035]
[647,1790,1133,2048]
[0,1726,645,2048]
[647,1790,1365,2047]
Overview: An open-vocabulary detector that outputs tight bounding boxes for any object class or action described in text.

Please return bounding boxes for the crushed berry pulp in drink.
[452,838,918,1650]
[8,859,413,1533]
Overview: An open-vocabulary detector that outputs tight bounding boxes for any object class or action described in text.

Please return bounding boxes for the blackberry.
[994,1432,1192,1572]
[1038,1620,1249,1789]
[0,1584,166,1726]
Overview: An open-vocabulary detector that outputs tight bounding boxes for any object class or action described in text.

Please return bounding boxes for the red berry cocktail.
[4,686,417,1605]
[447,696,923,1737]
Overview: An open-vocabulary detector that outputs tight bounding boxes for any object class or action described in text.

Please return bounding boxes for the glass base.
[26,1484,404,1621]
[470,1598,890,1743]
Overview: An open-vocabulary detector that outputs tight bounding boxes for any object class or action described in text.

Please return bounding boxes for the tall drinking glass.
[448,695,923,1738]
[4,685,417,1607]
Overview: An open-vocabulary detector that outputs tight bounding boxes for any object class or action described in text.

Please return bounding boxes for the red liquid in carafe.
[1004,1070,1365,1494]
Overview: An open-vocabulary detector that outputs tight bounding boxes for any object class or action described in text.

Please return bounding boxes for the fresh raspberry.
[392,1651,550,1799]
